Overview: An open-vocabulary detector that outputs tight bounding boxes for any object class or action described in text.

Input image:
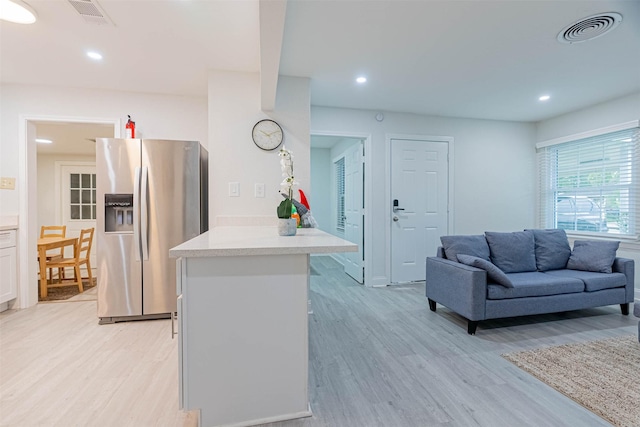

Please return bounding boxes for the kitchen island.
[170,226,357,427]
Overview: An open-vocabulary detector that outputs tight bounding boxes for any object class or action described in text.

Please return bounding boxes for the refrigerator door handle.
[141,166,150,261]
[133,166,141,261]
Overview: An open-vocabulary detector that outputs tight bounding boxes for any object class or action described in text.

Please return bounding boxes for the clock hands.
[259,130,282,137]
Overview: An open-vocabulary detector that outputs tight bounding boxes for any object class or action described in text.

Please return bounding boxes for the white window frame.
[68,171,97,221]
[536,120,640,240]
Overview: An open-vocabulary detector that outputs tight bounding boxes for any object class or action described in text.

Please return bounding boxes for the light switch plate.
[229,182,240,197]
[254,183,265,198]
[0,177,15,190]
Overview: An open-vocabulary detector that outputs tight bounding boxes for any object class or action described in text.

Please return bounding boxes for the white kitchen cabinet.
[0,229,17,307]
[170,227,357,427]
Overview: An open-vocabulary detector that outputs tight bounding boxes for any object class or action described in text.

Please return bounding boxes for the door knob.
[393,216,399,222]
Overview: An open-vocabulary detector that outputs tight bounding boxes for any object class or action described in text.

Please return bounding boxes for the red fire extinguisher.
[125,115,136,138]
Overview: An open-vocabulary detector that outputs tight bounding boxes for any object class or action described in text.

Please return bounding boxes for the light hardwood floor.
[1,257,636,427]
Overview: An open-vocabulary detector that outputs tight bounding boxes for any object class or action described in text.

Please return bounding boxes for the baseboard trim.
[210,408,313,427]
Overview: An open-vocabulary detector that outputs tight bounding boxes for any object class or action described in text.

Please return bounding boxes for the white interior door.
[60,164,97,274]
[344,142,364,283]
[391,139,448,283]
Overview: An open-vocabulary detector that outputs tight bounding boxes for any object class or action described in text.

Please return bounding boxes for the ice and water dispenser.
[105,194,134,233]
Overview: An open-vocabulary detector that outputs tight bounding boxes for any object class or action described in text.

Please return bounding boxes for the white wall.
[312,106,537,286]
[536,92,640,143]
[37,153,95,231]
[310,148,332,234]
[0,83,208,308]
[536,92,640,292]
[208,72,310,225]
[0,84,208,217]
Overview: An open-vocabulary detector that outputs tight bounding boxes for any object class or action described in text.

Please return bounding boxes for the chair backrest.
[77,228,94,261]
[41,225,66,239]
[41,225,67,257]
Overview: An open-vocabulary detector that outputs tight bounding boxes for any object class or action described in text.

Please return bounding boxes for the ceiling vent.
[67,0,113,26]
[557,12,622,44]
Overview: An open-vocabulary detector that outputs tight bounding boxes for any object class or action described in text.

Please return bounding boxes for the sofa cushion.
[566,240,620,274]
[544,269,627,292]
[457,254,514,288]
[485,230,537,273]
[440,235,490,262]
[529,229,571,271]
[487,272,584,300]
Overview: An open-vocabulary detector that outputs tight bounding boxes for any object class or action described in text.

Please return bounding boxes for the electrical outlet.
[229,182,240,197]
[0,177,15,190]
[255,183,265,198]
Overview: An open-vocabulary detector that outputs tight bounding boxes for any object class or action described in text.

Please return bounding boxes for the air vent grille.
[68,0,113,26]
[557,12,622,44]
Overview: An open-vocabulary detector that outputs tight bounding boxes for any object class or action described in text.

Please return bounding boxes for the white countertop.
[169,226,358,257]
[0,216,18,231]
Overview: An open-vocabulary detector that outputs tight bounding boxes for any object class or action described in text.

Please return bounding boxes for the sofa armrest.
[426,257,487,321]
[613,257,635,302]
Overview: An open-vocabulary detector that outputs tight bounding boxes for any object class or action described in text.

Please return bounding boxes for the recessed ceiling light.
[356,76,367,84]
[87,51,103,60]
[36,138,53,144]
[0,0,37,24]
[539,95,551,101]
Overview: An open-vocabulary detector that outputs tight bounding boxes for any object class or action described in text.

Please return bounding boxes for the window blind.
[537,125,640,237]
[335,157,345,230]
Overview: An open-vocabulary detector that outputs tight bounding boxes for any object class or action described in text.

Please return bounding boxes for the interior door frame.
[311,130,373,287]
[385,133,455,285]
[18,115,120,309]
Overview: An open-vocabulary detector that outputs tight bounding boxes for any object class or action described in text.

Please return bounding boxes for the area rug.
[503,335,640,427]
[38,278,97,302]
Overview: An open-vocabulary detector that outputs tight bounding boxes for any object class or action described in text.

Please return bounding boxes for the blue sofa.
[426,229,635,335]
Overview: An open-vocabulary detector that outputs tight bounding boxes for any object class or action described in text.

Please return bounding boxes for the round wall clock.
[252,119,283,151]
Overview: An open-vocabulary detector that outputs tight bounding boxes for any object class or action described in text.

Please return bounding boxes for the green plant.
[277,198,293,219]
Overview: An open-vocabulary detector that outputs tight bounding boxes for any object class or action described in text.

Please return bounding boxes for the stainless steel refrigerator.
[96,138,208,324]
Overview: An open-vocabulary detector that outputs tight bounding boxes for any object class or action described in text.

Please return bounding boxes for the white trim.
[310,130,374,287]
[18,115,119,309]
[211,409,312,427]
[536,119,640,149]
[386,133,455,286]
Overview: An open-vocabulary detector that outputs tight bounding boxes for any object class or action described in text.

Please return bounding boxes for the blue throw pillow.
[457,254,514,288]
[440,235,490,262]
[484,230,537,273]
[528,229,571,271]
[567,240,620,273]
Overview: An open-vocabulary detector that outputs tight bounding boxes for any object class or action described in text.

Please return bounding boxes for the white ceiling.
[2,0,639,124]
[35,121,113,155]
[1,0,260,97]
[281,0,640,122]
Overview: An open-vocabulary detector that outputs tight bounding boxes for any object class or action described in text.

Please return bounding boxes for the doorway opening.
[19,116,119,308]
[310,133,371,285]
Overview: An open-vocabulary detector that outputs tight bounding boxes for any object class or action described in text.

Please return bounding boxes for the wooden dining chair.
[44,228,94,293]
[39,225,67,283]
